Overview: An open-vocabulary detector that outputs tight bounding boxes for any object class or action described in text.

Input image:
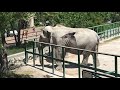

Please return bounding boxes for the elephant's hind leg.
[81,51,91,66]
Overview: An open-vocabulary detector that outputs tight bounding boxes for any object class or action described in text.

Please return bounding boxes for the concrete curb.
[8,52,25,58]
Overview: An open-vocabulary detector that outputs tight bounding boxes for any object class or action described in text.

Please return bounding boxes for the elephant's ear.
[61,32,76,38]
[42,26,52,38]
[68,32,76,36]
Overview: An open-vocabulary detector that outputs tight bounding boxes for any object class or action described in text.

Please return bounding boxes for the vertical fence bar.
[62,47,65,78]
[100,26,103,40]
[33,41,35,66]
[113,24,115,36]
[24,40,28,64]
[116,23,117,35]
[93,53,97,78]
[38,43,42,66]
[51,45,54,74]
[117,23,119,35]
[110,24,112,37]
[41,43,44,70]
[118,22,120,35]
[49,45,51,56]
[115,23,117,36]
[78,50,80,78]
[115,56,118,77]
[103,26,106,39]
[34,38,37,60]
[107,25,109,38]
[108,24,110,38]
[115,23,116,35]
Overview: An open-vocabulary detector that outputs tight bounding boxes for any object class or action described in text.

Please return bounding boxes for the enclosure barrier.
[24,39,120,78]
[88,21,120,40]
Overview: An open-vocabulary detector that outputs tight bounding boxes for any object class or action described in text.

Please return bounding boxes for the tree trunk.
[10,22,18,46]
[17,29,21,46]
[1,34,6,47]
[16,20,22,46]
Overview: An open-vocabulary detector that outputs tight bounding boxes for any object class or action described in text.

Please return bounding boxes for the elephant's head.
[39,26,52,43]
[38,26,53,49]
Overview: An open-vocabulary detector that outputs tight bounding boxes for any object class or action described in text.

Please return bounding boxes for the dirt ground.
[12,36,120,78]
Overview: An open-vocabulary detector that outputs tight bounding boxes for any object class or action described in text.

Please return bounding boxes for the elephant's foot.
[81,60,88,66]
[40,60,42,64]
[56,65,62,71]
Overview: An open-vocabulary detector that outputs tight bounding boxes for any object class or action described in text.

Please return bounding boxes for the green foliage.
[0,12,35,46]
[34,12,120,28]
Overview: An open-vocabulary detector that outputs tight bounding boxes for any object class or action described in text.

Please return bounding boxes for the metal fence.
[23,21,120,78]
[88,21,120,40]
[24,39,120,78]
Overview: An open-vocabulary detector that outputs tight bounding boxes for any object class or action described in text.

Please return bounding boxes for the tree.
[0,12,35,46]
[8,12,36,46]
[34,12,115,28]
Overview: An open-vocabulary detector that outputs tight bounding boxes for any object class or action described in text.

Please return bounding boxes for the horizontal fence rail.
[88,21,120,40]
[24,39,120,78]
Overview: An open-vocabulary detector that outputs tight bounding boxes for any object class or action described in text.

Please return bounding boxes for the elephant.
[38,25,100,70]
[0,46,8,72]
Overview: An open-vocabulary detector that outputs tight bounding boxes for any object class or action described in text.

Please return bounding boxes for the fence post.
[34,38,37,60]
[78,50,81,78]
[62,47,65,78]
[41,43,44,70]
[103,26,106,39]
[113,24,115,36]
[107,25,109,38]
[93,53,97,78]
[118,22,120,35]
[51,45,54,74]
[115,56,118,77]
[33,40,35,66]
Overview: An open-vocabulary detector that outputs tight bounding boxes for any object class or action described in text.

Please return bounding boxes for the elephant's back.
[74,29,98,48]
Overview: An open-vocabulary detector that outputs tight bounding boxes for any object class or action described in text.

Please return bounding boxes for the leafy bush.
[35,12,120,28]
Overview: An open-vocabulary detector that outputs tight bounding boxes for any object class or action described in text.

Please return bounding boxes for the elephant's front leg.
[38,46,43,65]
[55,47,63,71]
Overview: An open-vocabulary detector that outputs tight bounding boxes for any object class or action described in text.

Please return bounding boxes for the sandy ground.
[11,36,120,78]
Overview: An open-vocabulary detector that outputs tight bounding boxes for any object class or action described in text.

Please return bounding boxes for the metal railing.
[88,21,120,40]
[24,39,120,78]
[22,21,120,78]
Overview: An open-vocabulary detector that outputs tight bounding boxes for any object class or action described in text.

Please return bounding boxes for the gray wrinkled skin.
[38,25,100,71]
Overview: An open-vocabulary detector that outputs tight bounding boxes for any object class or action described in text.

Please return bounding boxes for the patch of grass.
[7,47,24,55]
[7,41,34,55]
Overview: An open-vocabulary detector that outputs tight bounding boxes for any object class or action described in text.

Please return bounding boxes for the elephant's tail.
[96,34,100,52]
